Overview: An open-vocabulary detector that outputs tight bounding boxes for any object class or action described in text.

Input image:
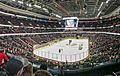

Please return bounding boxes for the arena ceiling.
[1,0,120,18]
[28,0,120,18]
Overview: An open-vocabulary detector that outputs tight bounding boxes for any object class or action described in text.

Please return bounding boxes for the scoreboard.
[63,17,79,30]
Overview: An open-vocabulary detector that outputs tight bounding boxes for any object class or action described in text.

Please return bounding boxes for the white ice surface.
[34,39,89,62]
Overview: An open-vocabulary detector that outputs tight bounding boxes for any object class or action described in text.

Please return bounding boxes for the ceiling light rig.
[76,0,87,16]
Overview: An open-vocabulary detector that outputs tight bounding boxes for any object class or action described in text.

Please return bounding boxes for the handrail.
[0,31,120,37]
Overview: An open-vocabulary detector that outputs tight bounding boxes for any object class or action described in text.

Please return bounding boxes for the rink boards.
[33,39,89,62]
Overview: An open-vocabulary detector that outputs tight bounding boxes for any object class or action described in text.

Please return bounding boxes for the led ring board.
[63,17,79,30]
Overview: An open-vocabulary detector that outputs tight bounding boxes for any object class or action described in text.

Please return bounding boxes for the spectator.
[0,48,8,65]
[40,63,47,70]
[34,70,52,76]
[5,57,23,76]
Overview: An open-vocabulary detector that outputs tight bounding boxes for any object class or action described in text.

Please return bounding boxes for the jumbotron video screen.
[63,17,79,30]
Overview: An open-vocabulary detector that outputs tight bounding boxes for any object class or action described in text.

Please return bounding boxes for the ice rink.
[33,39,89,62]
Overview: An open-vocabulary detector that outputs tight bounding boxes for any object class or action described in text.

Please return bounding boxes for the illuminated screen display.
[63,17,78,30]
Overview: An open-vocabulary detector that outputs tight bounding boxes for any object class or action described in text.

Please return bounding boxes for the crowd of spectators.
[0,10,120,76]
[0,13,63,34]
[78,15,120,27]
[0,32,119,76]
[80,16,120,32]
[0,33,120,70]
[0,14,120,34]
